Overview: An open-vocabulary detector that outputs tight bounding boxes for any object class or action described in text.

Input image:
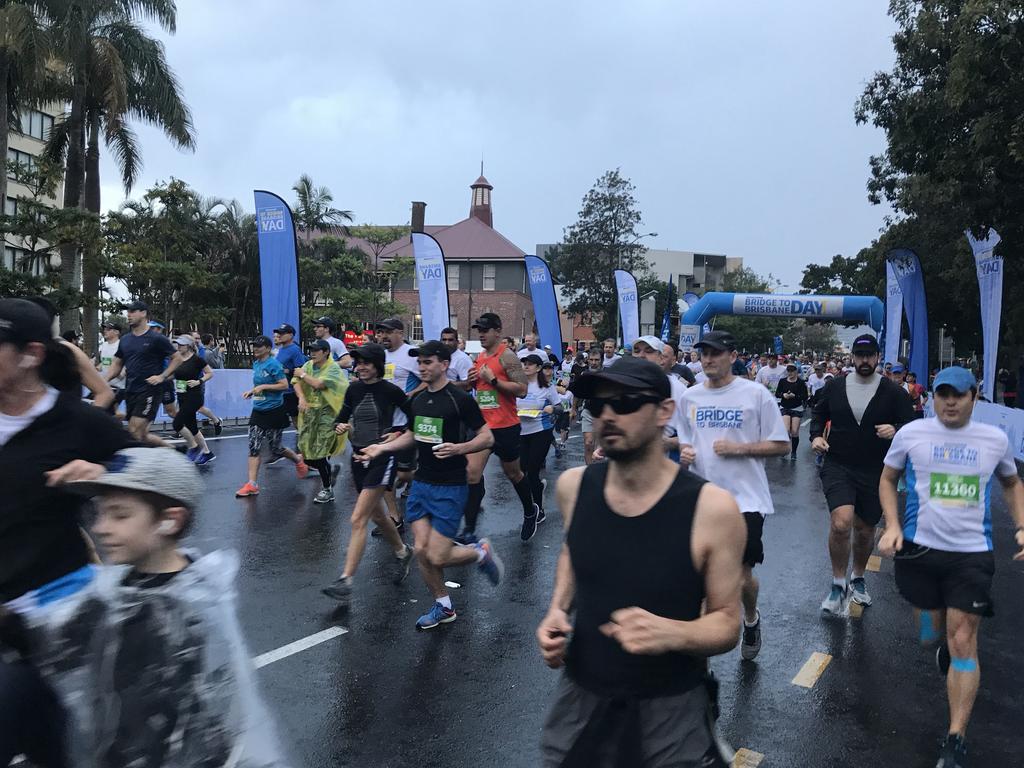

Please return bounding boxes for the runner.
[517,332,543,360]
[313,316,353,368]
[103,301,183,445]
[755,351,785,394]
[170,334,215,465]
[322,342,413,605]
[571,347,604,466]
[270,323,306,447]
[97,319,126,414]
[189,329,224,434]
[560,347,576,379]
[462,312,539,542]
[235,335,309,497]
[810,333,916,614]
[537,355,746,766]
[441,326,473,388]
[601,338,618,368]
[775,362,809,460]
[677,330,790,661]
[807,362,828,410]
[148,320,179,420]
[293,339,348,503]
[518,354,563,521]
[353,340,503,630]
[631,336,687,458]
[877,367,1024,768]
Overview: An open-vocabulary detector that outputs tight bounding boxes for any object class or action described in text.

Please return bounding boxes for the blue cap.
[933,366,976,394]
[891,364,905,373]
[148,320,164,329]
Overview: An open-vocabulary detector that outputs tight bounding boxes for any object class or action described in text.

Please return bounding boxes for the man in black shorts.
[103,300,183,445]
[537,356,746,766]
[811,333,915,614]
[355,340,503,630]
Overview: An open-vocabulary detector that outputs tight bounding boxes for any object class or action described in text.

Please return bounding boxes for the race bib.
[930,473,979,506]
[518,408,541,419]
[385,363,396,381]
[252,391,266,401]
[175,379,187,393]
[413,415,443,444]
[477,389,499,409]
[101,356,112,367]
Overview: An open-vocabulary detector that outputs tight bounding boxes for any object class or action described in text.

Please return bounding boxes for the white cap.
[175,334,195,347]
[634,335,665,353]
[68,447,203,510]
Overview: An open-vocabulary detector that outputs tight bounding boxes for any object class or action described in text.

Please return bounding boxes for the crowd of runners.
[1,294,1022,768]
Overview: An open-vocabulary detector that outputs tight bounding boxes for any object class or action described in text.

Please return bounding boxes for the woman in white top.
[517,354,563,522]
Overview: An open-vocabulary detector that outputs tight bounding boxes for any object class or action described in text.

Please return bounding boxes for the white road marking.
[252,626,347,669]
[165,428,297,445]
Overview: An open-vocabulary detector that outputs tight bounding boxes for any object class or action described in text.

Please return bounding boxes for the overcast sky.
[99,1,898,289]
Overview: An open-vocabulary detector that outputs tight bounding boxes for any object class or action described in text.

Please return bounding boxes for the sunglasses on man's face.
[588,392,664,416]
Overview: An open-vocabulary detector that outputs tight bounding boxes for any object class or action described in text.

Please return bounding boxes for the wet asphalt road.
[179,423,1024,768]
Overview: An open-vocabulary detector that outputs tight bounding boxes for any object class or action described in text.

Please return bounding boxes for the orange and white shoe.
[295,461,309,480]
[235,481,260,497]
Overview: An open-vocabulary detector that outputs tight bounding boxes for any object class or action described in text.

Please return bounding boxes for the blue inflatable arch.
[681,292,884,332]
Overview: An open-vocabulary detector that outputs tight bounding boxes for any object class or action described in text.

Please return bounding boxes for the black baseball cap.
[851,334,880,354]
[307,339,330,353]
[272,323,296,335]
[376,318,404,331]
[252,335,273,349]
[693,330,737,352]
[522,353,545,366]
[409,339,451,361]
[569,356,671,399]
[313,316,335,329]
[349,342,386,365]
[471,312,502,331]
[125,300,149,312]
[0,298,52,346]
[101,319,122,331]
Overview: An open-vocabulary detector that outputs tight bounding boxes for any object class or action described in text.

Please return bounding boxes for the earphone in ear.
[157,520,176,535]
[19,354,35,369]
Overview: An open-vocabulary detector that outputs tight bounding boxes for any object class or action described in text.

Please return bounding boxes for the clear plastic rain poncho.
[26,549,290,768]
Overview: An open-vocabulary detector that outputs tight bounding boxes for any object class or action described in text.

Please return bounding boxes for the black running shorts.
[490,424,522,463]
[160,380,176,405]
[351,452,397,492]
[894,543,995,617]
[742,512,766,567]
[125,386,161,422]
[818,459,883,526]
[282,391,299,419]
[394,446,417,473]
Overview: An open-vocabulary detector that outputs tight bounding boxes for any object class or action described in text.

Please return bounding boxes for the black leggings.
[307,457,332,488]
[521,429,554,511]
[172,395,203,435]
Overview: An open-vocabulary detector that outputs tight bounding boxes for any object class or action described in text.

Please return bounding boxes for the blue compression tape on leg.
[950,657,978,673]
[919,611,940,643]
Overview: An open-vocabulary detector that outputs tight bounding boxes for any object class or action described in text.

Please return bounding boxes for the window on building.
[482,263,496,291]
[412,313,423,342]
[449,313,458,331]
[3,246,41,275]
[447,263,460,291]
[6,148,35,180]
[3,197,18,217]
[17,110,54,141]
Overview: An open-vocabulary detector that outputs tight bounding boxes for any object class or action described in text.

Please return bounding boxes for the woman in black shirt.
[775,363,809,460]
[171,335,214,464]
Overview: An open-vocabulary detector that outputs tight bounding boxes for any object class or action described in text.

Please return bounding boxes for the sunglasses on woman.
[587,392,664,416]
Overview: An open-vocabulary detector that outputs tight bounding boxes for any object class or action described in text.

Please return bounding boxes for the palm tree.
[291,173,354,245]
[0,1,50,237]
[41,0,194,346]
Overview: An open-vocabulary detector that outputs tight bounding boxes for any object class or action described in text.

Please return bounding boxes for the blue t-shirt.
[251,357,286,411]
[274,343,306,393]
[197,343,206,360]
[115,330,176,393]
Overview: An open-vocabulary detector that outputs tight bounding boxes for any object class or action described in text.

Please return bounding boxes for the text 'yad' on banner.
[614,269,640,349]
[883,259,903,365]
[411,232,451,343]
[254,190,300,338]
[965,228,1003,402]
[886,248,929,382]
[524,255,564,362]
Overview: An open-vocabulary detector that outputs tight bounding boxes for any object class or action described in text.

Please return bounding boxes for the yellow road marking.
[849,602,864,618]
[733,748,765,767]
[866,555,882,572]
[792,651,832,688]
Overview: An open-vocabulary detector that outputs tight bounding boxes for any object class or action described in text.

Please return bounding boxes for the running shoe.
[703,670,735,766]
[314,488,335,504]
[740,612,762,661]
[416,601,456,630]
[214,420,223,436]
[452,529,478,546]
[553,444,563,458]
[935,734,967,768]
[322,576,352,603]
[392,544,414,585]
[520,504,540,541]
[235,481,259,497]
[936,642,951,677]
[849,577,872,606]
[821,584,846,615]
[371,517,404,538]
[265,455,286,466]
[331,464,341,487]
[295,460,309,479]
[194,451,216,466]
[536,508,547,525]
[475,538,504,585]
[185,446,201,462]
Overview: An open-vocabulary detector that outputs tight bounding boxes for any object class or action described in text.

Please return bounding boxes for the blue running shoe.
[194,451,216,466]
[416,601,456,630]
[185,446,201,462]
[475,538,504,585]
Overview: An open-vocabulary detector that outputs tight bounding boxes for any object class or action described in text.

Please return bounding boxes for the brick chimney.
[411,201,426,233]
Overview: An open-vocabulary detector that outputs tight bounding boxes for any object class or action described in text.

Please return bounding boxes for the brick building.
[366,174,536,343]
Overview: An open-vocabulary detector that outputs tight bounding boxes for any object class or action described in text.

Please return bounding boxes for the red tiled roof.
[341,216,526,262]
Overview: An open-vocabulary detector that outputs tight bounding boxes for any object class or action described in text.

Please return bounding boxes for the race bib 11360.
[930,473,979,506]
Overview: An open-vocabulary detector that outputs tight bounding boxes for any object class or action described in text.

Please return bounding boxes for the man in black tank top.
[536,357,747,768]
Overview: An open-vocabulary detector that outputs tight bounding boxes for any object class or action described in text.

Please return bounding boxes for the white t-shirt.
[98,340,125,389]
[385,342,421,426]
[560,357,575,375]
[677,377,789,515]
[0,387,59,447]
[755,364,785,394]
[807,373,828,396]
[517,347,542,360]
[323,335,347,362]
[446,348,473,383]
[686,360,703,375]
[666,374,688,441]
[602,354,618,368]
[516,379,561,435]
[883,418,1016,552]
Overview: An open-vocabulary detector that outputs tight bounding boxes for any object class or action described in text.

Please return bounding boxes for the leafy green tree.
[855,0,1024,362]
[292,174,353,243]
[548,168,655,342]
[787,320,840,356]
[799,252,884,298]
[348,224,411,326]
[711,267,792,352]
